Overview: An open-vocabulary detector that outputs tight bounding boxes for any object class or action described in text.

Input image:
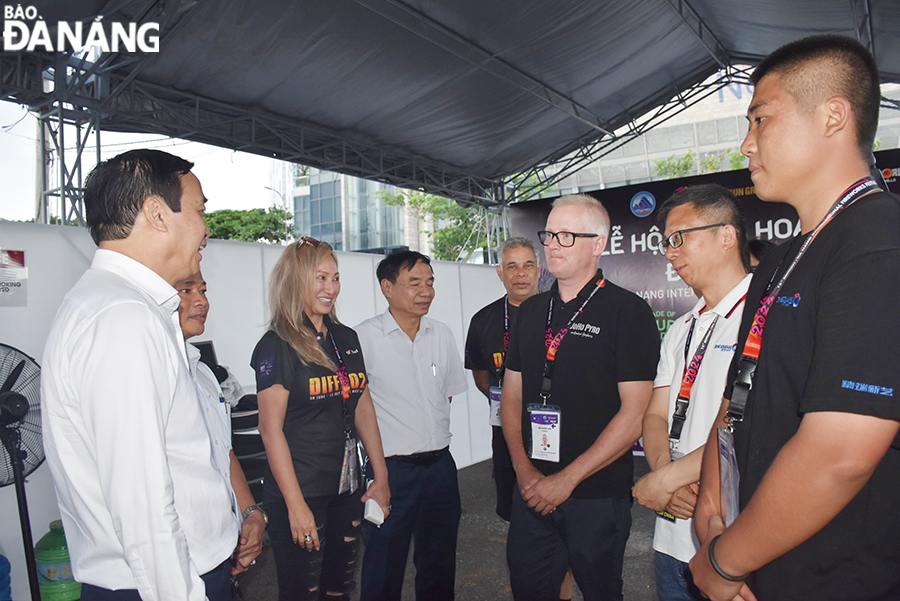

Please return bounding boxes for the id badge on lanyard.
[338,437,359,495]
[532,276,605,464]
[489,298,511,428]
[717,425,740,527]
[489,385,503,427]
[527,403,561,463]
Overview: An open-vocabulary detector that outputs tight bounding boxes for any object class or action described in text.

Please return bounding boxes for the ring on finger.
[304,533,312,543]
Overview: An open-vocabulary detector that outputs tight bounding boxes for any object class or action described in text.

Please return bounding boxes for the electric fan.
[0,343,45,601]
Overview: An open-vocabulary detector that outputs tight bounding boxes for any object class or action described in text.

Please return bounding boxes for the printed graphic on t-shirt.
[568,321,601,338]
[309,371,366,398]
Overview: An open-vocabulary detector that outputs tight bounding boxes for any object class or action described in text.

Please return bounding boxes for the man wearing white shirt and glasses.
[632,184,751,601]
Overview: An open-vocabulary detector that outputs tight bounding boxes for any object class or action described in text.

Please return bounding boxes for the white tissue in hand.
[364,498,384,526]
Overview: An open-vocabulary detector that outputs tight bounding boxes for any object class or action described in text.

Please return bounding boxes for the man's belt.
[388,446,449,466]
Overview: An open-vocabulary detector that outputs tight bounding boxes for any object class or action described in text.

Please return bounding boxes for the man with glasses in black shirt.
[501,194,659,601]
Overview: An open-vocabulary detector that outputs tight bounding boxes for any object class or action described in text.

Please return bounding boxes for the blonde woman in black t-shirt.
[253,238,390,600]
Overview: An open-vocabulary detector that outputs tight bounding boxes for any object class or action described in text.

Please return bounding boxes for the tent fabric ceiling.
[19,0,900,200]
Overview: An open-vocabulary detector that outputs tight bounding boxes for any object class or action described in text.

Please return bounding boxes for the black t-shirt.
[724,191,900,600]
[465,296,519,389]
[505,270,659,499]
[251,316,368,498]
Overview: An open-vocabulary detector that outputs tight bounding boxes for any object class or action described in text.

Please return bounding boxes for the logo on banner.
[3,5,160,52]
[630,192,656,218]
[882,167,899,182]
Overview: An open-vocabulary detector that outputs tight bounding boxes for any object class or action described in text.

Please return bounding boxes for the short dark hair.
[84,149,195,245]
[751,34,880,159]
[748,238,777,263]
[376,250,432,284]
[658,184,750,270]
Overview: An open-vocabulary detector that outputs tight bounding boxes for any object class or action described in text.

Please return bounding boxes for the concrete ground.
[238,457,657,600]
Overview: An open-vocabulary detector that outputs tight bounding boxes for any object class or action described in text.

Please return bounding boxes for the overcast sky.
[0,100,287,222]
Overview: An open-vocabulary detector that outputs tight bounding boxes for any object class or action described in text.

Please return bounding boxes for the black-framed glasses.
[658,223,726,252]
[537,230,599,247]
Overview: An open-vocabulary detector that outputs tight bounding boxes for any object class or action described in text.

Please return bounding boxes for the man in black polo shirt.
[501,194,659,601]
[465,236,540,521]
[689,35,900,601]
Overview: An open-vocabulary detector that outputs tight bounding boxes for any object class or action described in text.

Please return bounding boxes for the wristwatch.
[241,504,268,525]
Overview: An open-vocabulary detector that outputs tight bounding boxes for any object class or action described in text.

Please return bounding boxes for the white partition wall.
[0,221,504,601]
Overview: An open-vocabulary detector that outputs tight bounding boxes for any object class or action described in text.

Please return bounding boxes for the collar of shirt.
[549,268,605,304]
[380,307,434,337]
[92,249,187,365]
[302,312,334,337]
[689,273,753,321]
[92,249,179,308]
[186,341,201,374]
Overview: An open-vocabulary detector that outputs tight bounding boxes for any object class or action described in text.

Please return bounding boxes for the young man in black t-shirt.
[465,237,541,522]
[501,195,659,601]
[690,35,900,601]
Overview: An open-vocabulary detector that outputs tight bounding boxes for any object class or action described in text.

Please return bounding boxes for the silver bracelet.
[241,504,268,525]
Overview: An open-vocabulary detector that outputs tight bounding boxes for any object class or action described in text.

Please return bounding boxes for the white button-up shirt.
[356,310,467,457]
[41,250,238,601]
[652,274,751,562]
[188,343,241,519]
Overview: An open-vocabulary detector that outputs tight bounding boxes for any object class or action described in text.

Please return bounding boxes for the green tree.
[699,153,723,173]
[378,190,484,261]
[205,206,292,244]
[652,150,696,179]
[727,148,747,170]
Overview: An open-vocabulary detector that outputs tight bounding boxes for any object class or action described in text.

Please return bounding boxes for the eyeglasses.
[537,230,599,247]
[658,223,726,252]
[300,236,321,248]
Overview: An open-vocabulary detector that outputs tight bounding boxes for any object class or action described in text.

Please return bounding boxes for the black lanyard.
[727,177,880,430]
[496,297,510,386]
[540,275,606,403]
[326,330,354,439]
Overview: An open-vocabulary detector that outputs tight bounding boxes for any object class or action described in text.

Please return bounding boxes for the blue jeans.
[507,491,632,601]
[359,451,461,601]
[654,552,704,601]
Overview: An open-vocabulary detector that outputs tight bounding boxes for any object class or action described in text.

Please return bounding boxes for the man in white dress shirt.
[41,149,239,601]
[356,250,467,601]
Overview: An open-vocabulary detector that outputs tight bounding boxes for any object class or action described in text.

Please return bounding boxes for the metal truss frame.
[3,0,900,222]
[504,65,754,204]
[35,103,100,225]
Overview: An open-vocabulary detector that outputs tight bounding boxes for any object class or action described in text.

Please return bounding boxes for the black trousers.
[507,491,632,601]
[266,488,364,601]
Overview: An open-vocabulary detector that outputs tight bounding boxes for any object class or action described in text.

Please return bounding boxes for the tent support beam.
[850,0,876,61]
[662,0,731,70]
[503,67,753,204]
